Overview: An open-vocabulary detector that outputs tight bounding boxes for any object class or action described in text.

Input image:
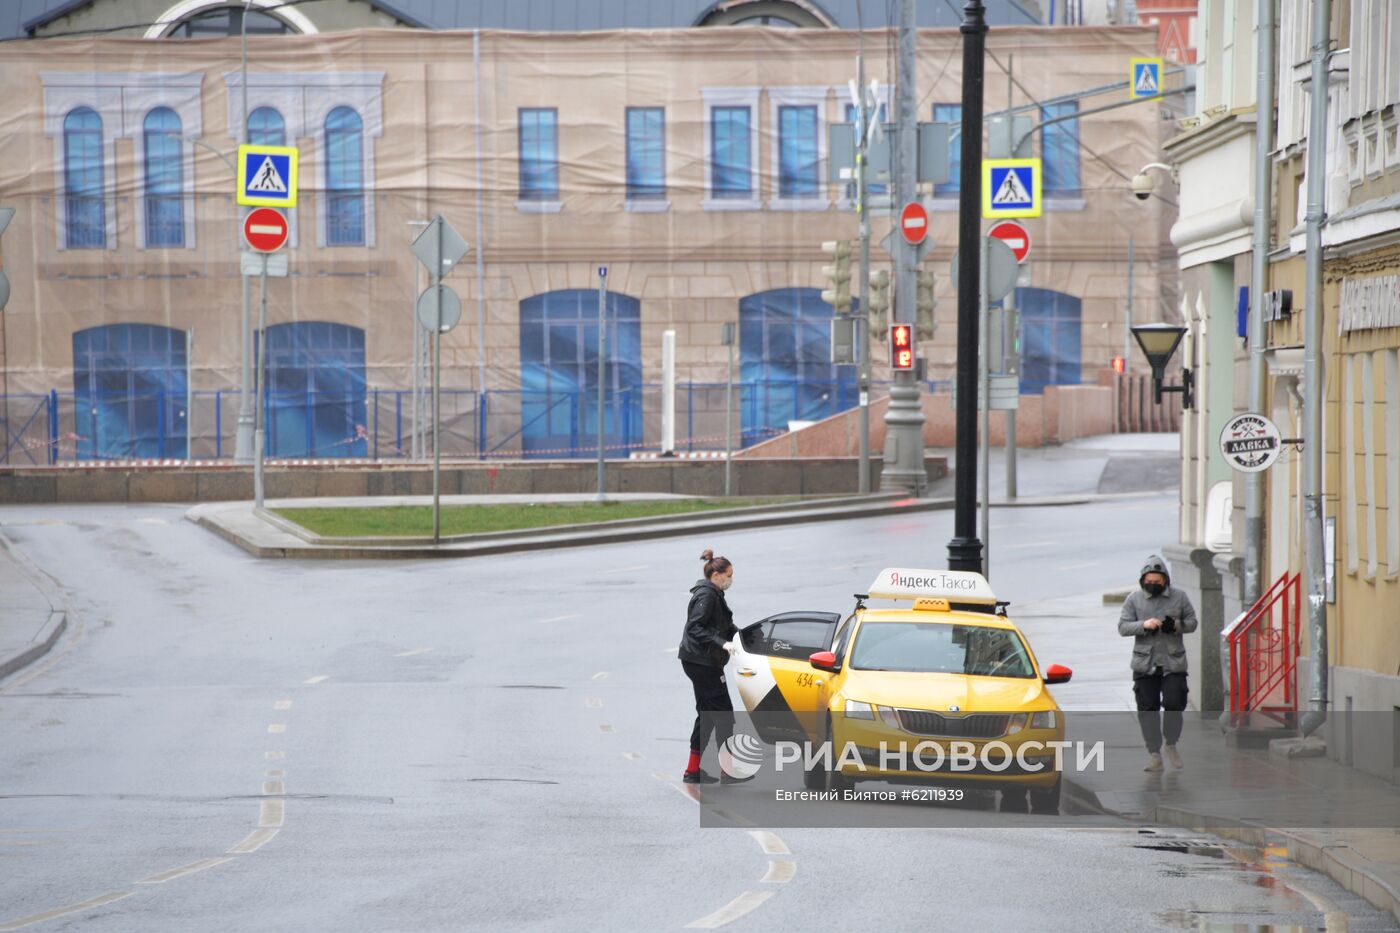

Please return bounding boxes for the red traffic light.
[1111,356,1126,374]
[890,324,914,370]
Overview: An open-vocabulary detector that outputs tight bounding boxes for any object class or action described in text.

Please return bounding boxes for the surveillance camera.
[1131,172,1153,201]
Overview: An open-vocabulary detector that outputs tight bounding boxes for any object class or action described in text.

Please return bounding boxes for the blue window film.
[1016,287,1082,394]
[247,106,285,146]
[778,105,818,198]
[711,106,751,198]
[143,107,184,248]
[325,106,364,245]
[933,103,961,197]
[72,324,187,459]
[519,290,642,459]
[519,108,559,200]
[63,107,105,249]
[260,322,367,458]
[626,107,664,199]
[1040,101,1080,195]
[843,103,888,196]
[739,288,858,445]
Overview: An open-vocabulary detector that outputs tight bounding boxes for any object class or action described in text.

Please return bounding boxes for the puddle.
[1156,908,1317,932]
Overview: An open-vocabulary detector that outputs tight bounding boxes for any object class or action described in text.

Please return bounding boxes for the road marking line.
[273,700,292,710]
[227,827,279,854]
[395,647,434,658]
[684,890,775,929]
[267,724,286,734]
[265,751,285,761]
[747,830,790,855]
[259,799,284,828]
[0,891,133,930]
[537,614,579,624]
[265,769,285,778]
[1055,561,1102,571]
[1003,540,1056,550]
[599,724,614,733]
[262,780,284,796]
[760,860,796,884]
[136,857,234,885]
[592,672,610,680]
[652,772,702,805]
[599,564,648,574]
[662,646,678,654]
[586,696,603,709]
[622,752,644,761]
[303,675,328,685]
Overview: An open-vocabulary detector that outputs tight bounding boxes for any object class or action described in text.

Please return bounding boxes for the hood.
[1139,554,1170,586]
[690,579,716,595]
[840,669,1049,713]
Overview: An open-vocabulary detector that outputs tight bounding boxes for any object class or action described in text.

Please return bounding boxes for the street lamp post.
[233,1,255,464]
[1131,323,1194,410]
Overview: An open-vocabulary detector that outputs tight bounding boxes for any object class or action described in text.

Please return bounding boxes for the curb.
[0,611,67,682]
[1063,777,1400,924]
[190,495,956,560]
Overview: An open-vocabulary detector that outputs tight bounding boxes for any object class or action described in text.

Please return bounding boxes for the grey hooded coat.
[1118,554,1198,675]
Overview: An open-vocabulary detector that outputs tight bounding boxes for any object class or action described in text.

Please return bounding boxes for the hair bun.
[700,548,714,562]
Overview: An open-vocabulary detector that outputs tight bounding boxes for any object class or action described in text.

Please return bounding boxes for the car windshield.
[849,622,1035,678]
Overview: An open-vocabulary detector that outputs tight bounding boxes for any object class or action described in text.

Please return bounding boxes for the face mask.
[1144,582,1165,597]
[716,578,732,591]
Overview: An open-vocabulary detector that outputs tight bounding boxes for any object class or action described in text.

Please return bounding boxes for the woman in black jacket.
[678,548,738,784]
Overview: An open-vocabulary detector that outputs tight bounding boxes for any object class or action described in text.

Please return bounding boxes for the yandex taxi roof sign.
[867,568,997,605]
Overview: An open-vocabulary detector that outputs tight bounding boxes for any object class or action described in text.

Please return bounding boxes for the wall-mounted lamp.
[1131,322,1194,410]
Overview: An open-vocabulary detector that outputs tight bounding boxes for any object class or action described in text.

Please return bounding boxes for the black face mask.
[1144,582,1166,597]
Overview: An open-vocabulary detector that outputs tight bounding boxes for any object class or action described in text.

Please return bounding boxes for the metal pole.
[880,0,927,496]
[595,270,607,501]
[978,235,991,577]
[1244,0,1276,609]
[233,3,255,463]
[186,327,194,459]
[473,30,488,405]
[253,256,268,509]
[1004,53,1017,501]
[948,0,988,572]
[725,338,735,496]
[1300,0,1330,737]
[856,3,872,494]
[432,219,443,543]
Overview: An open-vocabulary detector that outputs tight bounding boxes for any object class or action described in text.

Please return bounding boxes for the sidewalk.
[0,535,66,683]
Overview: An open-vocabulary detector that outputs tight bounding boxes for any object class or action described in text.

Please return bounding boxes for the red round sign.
[988,220,1031,263]
[899,201,929,245]
[243,207,288,252]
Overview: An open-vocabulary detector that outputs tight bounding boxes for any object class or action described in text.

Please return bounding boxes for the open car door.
[733,611,840,742]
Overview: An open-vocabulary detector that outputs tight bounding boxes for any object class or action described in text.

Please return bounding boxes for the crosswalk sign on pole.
[982,158,1042,219]
[1130,57,1164,100]
[237,144,299,208]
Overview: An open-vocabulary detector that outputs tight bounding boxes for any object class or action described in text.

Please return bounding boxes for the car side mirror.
[809,650,838,673]
[1043,663,1072,684]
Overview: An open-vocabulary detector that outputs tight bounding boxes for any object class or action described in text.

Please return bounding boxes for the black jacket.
[678,579,736,667]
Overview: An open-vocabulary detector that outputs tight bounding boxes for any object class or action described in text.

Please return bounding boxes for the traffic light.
[867,268,890,340]
[1111,356,1126,374]
[820,240,852,313]
[915,269,936,341]
[890,322,914,371]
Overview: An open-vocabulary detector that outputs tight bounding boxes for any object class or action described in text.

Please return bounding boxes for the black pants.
[1134,670,1188,753]
[682,660,734,754]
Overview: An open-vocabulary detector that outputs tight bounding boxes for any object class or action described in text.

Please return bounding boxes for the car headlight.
[844,699,875,719]
[1030,710,1057,729]
[1006,713,1030,735]
[877,706,901,728]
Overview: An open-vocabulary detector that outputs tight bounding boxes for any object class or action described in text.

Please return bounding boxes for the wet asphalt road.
[1,495,1396,932]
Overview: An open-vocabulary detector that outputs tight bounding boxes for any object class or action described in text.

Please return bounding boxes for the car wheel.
[998,786,1029,813]
[1029,777,1061,814]
[824,720,853,794]
[802,750,825,790]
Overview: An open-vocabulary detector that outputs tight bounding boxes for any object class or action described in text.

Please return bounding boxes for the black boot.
[683,769,718,784]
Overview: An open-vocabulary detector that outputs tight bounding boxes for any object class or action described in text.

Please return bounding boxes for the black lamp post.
[1131,322,1194,410]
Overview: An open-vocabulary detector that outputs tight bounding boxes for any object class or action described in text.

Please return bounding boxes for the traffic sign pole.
[433,218,443,544]
[596,266,608,502]
[978,234,991,578]
[254,253,269,510]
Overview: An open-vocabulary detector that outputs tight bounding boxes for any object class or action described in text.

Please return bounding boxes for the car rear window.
[849,622,1034,678]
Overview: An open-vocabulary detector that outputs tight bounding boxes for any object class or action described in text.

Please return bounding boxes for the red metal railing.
[1225,571,1302,716]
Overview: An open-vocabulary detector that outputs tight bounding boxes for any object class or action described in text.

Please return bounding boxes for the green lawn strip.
[274,498,803,539]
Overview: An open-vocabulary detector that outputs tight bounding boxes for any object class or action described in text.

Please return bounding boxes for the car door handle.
[737,668,756,677]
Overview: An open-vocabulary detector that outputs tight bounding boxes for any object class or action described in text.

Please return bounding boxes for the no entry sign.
[988,220,1030,263]
[243,207,289,252]
[900,201,929,245]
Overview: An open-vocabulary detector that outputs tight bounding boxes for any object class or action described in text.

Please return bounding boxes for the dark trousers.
[1134,670,1188,753]
[682,660,734,755]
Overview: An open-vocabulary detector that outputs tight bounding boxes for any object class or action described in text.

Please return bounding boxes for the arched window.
[63,107,105,249]
[72,324,187,460]
[143,107,184,247]
[739,288,857,444]
[324,106,364,246]
[247,106,286,146]
[164,5,294,37]
[695,0,831,28]
[261,322,366,457]
[519,290,642,459]
[1016,287,1083,394]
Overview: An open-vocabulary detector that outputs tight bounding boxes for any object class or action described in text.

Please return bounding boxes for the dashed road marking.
[0,891,133,930]
[259,799,284,828]
[395,647,434,658]
[265,769,285,778]
[599,564,648,575]
[273,700,292,710]
[662,646,678,654]
[760,860,796,883]
[136,857,233,885]
[592,672,610,680]
[265,751,285,761]
[747,830,790,855]
[622,752,644,761]
[1055,561,1102,572]
[586,696,603,709]
[537,614,579,624]
[267,724,286,734]
[653,772,701,805]
[599,724,615,733]
[227,827,279,854]
[684,891,775,929]
[304,675,329,685]
[262,780,284,796]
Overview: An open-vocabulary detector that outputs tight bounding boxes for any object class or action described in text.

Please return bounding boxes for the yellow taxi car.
[732,567,1073,811]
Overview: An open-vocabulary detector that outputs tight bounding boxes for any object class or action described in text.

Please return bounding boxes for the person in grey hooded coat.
[1119,554,1197,771]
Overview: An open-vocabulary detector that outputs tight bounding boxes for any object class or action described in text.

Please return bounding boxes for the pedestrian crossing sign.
[237,144,298,207]
[1130,57,1164,100]
[982,158,1042,219]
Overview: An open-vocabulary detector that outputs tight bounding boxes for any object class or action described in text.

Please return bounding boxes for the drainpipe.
[1243,0,1274,610]
[1300,0,1330,738]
